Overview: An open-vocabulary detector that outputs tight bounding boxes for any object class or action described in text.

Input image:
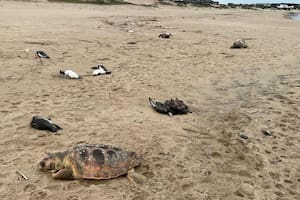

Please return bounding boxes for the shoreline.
[286,11,300,20]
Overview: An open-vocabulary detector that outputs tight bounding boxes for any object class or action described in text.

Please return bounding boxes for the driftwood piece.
[16,169,28,181]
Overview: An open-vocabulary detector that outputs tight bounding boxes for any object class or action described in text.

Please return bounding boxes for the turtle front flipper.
[148,97,169,114]
[52,168,74,179]
[127,169,146,187]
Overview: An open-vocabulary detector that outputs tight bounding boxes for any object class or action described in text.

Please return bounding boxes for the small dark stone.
[239,133,248,139]
[127,41,136,45]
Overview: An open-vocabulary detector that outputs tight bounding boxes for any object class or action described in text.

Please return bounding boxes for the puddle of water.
[289,13,300,21]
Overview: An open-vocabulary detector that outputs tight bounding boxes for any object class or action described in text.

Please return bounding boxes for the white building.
[277,4,294,10]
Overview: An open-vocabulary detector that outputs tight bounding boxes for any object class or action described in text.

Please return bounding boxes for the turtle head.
[39,152,66,172]
[128,151,142,168]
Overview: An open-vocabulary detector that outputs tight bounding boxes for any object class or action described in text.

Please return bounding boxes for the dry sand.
[0,1,300,199]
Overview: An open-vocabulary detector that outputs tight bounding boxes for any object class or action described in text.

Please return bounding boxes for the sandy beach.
[0,1,299,199]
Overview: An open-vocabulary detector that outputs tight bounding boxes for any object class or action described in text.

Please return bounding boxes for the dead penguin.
[262,129,272,136]
[149,97,190,116]
[159,33,172,39]
[91,65,111,76]
[231,39,248,49]
[31,116,62,132]
[60,70,81,79]
[35,51,50,59]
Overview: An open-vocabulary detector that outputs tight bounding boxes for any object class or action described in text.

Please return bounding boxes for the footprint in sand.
[29,190,47,200]
[63,182,81,191]
[23,184,37,192]
[66,195,80,200]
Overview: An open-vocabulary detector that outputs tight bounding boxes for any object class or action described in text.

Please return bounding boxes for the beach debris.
[239,132,249,140]
[149,97,190,116]
[261,129,272,136]
[39,143,141,180]
[159,33,172,39]
[128,30,134,33]
[16,169,28,181]
[127,41,137,45]
[231,39,248,49]
[31,116,62,132]
[24,48,30,53]
[35,51,50,59]
[91,65,111,76]
[59,70,81,79]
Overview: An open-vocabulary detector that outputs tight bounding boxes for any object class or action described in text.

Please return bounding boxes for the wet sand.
[0,1,300,199]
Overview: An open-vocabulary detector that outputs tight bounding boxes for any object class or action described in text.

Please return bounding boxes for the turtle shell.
[63,144,141,180]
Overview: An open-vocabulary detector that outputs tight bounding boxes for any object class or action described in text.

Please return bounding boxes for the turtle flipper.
[52,168,73,179]
[148,97,169,114]
[127,169,146,187]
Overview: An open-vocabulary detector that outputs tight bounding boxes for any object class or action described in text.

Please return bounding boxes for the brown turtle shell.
[42,144,141,180]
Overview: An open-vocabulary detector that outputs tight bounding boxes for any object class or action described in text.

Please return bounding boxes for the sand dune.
[0,1,299,199]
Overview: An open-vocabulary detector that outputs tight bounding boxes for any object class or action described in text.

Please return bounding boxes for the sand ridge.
[0,1,300,199]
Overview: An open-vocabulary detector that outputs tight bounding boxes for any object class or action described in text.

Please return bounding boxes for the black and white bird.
[31,116,62,132]
[158,33,172,39]
[230,39,248,49]
[91,65,111,76]
[59,70,81,79]
[35,51,50,59]
[149,97,190,116]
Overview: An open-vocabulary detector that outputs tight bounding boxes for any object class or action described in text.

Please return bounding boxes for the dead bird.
[31,116,62,132]
[149,97,190,116]
[91,65,111,76]
[35,51,50,59]
[231,39,248,49]
[59,70,81,79]
[159,33,172,39]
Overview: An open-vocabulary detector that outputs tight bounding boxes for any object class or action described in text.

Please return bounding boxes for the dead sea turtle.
[149,97,190,116]
[31,116,62,132]
[231,39,248,49]
[39,144,141,180]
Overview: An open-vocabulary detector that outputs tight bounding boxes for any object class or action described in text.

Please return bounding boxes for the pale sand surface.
[0,1,300,199]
